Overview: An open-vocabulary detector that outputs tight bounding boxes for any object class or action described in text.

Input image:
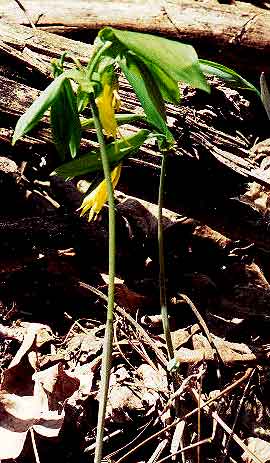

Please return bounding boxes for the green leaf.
[146,63,181,104]
[100,28,209,93]
[51,79,81,160]
[51,129,150,179]
[64,80,81,158]
[81,113,146,129]
[119,53,174,143]
[199,59,260,96]
[12,74,67,145]
[77,85,90,113]
[260,72,270,120]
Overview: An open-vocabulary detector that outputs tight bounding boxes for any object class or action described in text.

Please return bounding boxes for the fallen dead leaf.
[0,322,85,459]
[242,437,270,462]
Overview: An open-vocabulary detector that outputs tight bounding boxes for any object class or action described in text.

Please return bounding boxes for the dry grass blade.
[179,293,222,378]
[13,0,36,29]
[114,368,253,462]
[78,280,168,368]
[192,388,264,463]
[221,368,256,462]
[147,439,168,463]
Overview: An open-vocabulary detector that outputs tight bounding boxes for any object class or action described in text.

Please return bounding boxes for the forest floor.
[1,2,270,463]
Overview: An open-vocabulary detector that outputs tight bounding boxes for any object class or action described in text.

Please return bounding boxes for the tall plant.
[12,28,210,462]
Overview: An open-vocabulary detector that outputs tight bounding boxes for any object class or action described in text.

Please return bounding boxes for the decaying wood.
[1,0,270,74]
[2,21,270,252]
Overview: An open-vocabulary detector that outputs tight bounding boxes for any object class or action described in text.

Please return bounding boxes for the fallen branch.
[1,0,270,74]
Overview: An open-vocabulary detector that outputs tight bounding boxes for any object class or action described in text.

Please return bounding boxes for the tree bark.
[1,0,270,74]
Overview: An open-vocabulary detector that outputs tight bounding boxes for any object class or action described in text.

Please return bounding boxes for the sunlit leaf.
[51,129,150,179]
[260,72,270,120]
[146,63,181,104]
[119,53,174,143]
[12,74,67,145]
[199,59,260,96]
[99,28,209,93]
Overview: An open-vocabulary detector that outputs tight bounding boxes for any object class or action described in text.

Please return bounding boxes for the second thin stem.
[158,153,174,361]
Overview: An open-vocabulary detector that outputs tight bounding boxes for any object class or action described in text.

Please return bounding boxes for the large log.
[1,0,270,74]
[1,21,270,250]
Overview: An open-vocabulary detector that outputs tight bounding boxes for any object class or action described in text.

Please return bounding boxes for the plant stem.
[158,153,174,361]
[86,41,112,80]
[89,92,116,463]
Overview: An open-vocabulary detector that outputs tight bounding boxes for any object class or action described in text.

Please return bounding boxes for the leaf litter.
[2,72,270,463]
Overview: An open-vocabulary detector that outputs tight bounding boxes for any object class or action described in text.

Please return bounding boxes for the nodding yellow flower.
[96,80,121,139]
[79,164,122,221]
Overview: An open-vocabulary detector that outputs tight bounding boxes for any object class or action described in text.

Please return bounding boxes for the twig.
[30,429,40,463]
[114,368,253,463]
[105,418,154,460]
[221,368,256,462]
[13,0,36,29]
[147,439,169,463]
[179,293,222,381]
[197,367,203,463]
[114,320,138,371]
[192,387,264,463]
[156,437,213,463]
[77,280,168,368]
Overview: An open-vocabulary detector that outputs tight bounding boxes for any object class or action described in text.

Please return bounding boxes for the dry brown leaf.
[242,437,270,462]
[174,334,257,364]
[9,322,53,369]
[0,322,84,459]
[106,366,143,423]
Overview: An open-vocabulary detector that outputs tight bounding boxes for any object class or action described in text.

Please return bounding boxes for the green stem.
[86,41,112,80]
[158,153,174,361]
[89,93,116,463]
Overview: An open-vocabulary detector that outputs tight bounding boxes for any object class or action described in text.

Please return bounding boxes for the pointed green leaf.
[51,129,150,179]
[12,74,67,145]
[50,79,81,160]
[77,85,90,113]
[146,63,181,104]
[64,80,81,158]
[119,53,174,143]
[199,59,260,96]
[81,113,146,130]
[260,72,270,120]
[99,28,209,93]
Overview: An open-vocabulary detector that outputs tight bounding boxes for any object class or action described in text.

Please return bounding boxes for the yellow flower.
[79,164,122,221]
[96,81,121,139]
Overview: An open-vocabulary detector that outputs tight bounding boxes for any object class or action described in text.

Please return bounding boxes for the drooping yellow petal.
[79,164,122,221]
[96,81,121,139]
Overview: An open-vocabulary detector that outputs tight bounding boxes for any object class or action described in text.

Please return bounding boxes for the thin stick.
[192,388,264,463]
[197,369,203,463]
[78,280,168,368]
[156,437,212,463]
[179,293,222,380]
[90,93,116,463]
[114,368,253,463]
[221,368,256,462]
[13,0,36,29]
[30,429,40,463]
